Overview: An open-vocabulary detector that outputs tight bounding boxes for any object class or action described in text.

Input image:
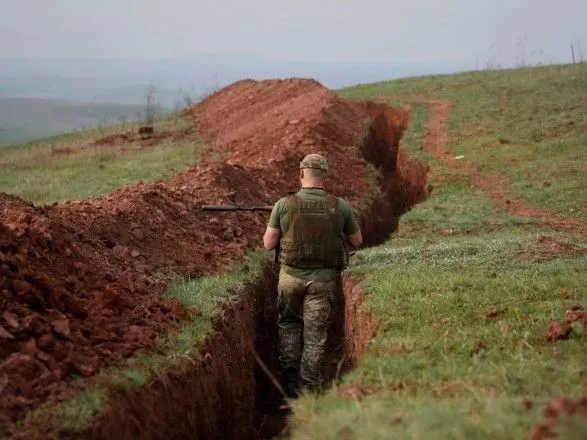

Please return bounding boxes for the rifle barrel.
[201,204,273,212]
[201,204,238,211]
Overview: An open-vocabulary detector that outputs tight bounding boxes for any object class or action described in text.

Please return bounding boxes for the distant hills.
[0,54,471,145]
[0,98,147,146]
[0,54,471,106]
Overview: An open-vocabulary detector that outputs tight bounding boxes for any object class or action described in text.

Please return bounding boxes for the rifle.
[201,204,279,263]
[201,204,274,212]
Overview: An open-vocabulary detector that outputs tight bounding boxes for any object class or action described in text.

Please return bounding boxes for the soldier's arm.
[348,229,362,248]
[340,199,362,248]
[263,228,280,250]
[263,201,282,250]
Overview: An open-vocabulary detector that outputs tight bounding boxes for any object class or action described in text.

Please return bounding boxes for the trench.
[70,102,430,440]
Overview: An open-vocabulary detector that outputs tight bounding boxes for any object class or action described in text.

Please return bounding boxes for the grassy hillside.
[0,97,160,146]
[341,63,587,221]
[0,113,202,205]
[1,64,585,438]
[288,64,587,439]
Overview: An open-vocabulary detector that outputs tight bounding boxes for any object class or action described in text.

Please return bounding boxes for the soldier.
[263,153,363,398]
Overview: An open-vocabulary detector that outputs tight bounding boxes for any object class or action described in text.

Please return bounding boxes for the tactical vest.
[279,194,346,269]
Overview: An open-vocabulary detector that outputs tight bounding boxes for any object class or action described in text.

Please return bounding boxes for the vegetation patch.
[0,113,202,205]
[289,65,587,439]
[340,64,587,221]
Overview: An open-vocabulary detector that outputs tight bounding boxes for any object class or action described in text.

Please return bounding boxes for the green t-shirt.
[268,188,360,282]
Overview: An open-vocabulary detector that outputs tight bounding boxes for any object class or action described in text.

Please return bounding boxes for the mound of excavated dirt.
[192,79,373,208]
[192,79,429,237]
[0,166,270,421]
[1,78,428,423]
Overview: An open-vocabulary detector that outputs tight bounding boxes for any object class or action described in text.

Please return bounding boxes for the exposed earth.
[1,78,429,438]
[1,77,584,439]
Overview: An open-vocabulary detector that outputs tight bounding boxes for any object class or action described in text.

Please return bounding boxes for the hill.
[288,62,587,439]
[0,55,470,107]
[0,64,585,439]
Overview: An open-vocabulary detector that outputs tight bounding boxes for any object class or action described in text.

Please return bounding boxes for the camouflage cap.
[299,154,328,171]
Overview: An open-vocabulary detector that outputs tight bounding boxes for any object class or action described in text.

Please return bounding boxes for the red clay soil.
[564,304,587,327]
[339,274,379,371]
[543,321,573,343]
[1,78,429,427]
[0,167,271,422]
[544,303,587,343]
[514,235,587,262]
[423,101,587,234]
[526,396,587,439]
[193,79,376,209]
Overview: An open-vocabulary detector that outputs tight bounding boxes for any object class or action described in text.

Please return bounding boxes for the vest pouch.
[280,195,344,269]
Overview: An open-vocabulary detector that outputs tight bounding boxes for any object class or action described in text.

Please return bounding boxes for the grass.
[340,63,587,221]
[290,231,586,439]
[395,102,430,164]
[54,389,107,432]
[375,93,536,236]
[291,198,586,439]
[0,113,202,205]
[288,64,587,439]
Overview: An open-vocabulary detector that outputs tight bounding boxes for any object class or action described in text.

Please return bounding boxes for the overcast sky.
[1,0,586,66]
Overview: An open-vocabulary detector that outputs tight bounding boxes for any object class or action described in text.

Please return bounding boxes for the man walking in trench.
[263,154,363,398]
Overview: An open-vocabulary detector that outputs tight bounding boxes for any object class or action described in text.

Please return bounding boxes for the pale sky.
[1,0,586,65]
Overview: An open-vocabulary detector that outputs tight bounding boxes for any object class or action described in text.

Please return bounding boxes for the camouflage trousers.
[277,270,335,389]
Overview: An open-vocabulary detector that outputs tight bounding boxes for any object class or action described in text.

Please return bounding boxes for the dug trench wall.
[1,79,429,439]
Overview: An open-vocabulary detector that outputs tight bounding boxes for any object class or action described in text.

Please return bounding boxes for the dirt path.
[423,100,586,234]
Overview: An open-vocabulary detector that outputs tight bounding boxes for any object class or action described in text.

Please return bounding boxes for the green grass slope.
[341,63,587,221]
[0,113,202,205]
[289,64,587,439]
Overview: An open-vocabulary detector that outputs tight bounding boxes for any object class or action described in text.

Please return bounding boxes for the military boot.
[282,368,300,399]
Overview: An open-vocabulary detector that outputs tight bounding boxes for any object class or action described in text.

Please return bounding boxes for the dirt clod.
[2,311,19,329]
[544,321,572,343]
[51,319,72,340]
[20,339,38,356]
[486,308,506,319]
[564,304,586,326]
